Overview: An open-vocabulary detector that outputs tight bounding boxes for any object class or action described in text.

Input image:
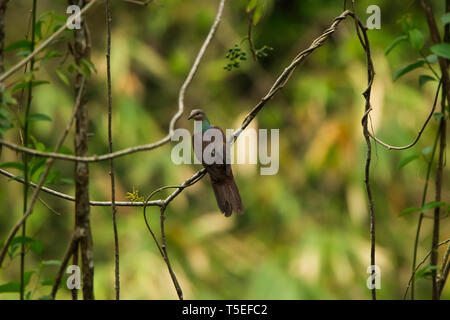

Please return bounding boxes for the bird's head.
[188,109,207,121]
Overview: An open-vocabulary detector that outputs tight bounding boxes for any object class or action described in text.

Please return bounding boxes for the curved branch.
[367,78,443,150]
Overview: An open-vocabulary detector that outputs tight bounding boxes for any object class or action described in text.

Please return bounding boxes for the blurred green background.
[0,0,449,299]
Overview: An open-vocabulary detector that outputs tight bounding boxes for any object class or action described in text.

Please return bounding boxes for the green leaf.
[4,40,32,52]
[431,43,450,59]
[246,0,258,12]
[41,260,61,267]
[80,58,97,74]
[0,282,20,293]
[41,50,62,63]
[441,13,450,25]
[0,161,25,171]
[393,60,425,81]
[419,75,436,87]
[252,2,263,25]
[23,271,35,287]
[398,154,420,169]
[57,146,74,155]
[422,201,446,212]
[9,236,34,258]
[27,113,52,122]
[38,295,53,300]
[30,240,43,254]
[30,158,46,181]
[56,68,69,86]
[416,265,440,279]
[385,35,408,56]
[12,81,50,92]
[409,29,424,51]
[399,207,421,216]
[40,279,54,286]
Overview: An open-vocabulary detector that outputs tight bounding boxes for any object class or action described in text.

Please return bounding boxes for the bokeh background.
[0,0,449,299]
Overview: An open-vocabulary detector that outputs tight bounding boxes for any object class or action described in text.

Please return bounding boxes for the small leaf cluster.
[386,13,450,93]
[126,187,145,203]
[224,44,247,71]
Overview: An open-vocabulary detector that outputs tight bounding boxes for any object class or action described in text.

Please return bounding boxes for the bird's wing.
[205,126,232,177]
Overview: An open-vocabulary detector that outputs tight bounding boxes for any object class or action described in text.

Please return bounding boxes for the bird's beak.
[187,112,195,120]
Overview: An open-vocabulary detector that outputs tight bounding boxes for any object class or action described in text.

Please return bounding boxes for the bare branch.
[105,0,120,300]
[404,239,450,299]
[0,168,163,207]
[122,0,153,5]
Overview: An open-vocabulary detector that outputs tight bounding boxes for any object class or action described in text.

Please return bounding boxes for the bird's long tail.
[211,179,244,217]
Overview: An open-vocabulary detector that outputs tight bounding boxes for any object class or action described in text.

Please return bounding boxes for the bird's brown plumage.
[189,109,244,217]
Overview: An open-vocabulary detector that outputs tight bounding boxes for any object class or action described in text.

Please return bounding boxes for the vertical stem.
[160,207,183,300]
[70,0,94,300]
[0,0,8,74]
[431,92,446,300]
[0,0,8,158]
[20,0,36,300]
[411,125,440,299]
[105,0,120,300]
[420,0,449,300]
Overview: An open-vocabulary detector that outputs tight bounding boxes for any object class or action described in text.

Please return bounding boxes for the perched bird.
[188,109,244,217]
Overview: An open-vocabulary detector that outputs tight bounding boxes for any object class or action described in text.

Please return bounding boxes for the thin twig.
[368,79,442,150]
[0,168,163,207]
[122,0,153,5]
[404,239,450,299]
[350,4,377,300]
[419,0,449,300]
[50,230,82,299]
[105,0,120,300]
[20,0,37,300]
[410,124,441,299]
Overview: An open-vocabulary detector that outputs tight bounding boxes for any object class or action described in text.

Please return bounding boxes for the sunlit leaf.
[252,2,263,25]
[246,0,258,12]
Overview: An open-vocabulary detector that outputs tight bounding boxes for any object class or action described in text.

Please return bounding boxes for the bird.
[188,108,244,217]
